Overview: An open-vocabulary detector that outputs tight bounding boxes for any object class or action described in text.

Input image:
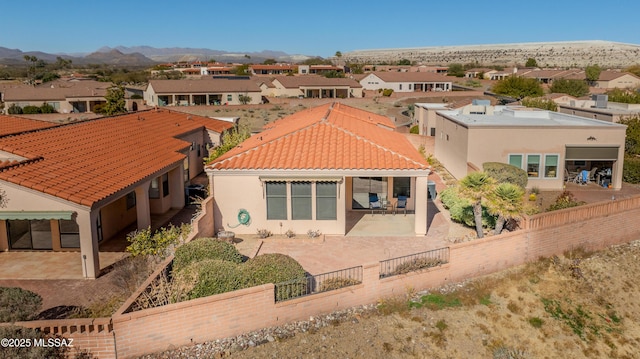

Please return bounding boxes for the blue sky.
[2,0,639,57]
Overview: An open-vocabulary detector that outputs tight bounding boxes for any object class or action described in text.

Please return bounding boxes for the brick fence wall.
[10,195,640,358]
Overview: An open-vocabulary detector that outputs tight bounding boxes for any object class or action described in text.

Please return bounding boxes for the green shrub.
[22,105,41,114]
[0,287,42,322]
[173,237,243,272]
[382,88,393,97]
[0,326,66,358]
[546,191,586,211]
[171,259,245,300]
[623,156,640,184]
[439,187,496,228]
[40,103,57,113]
[6,104,23,114]
[391,257,443,276]
[483,162,528,188]
[245,253,306,286]
[409,125,419,134]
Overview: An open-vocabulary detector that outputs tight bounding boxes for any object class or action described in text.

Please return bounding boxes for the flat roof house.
[0,110,234,278]
[206,103,431,237]
[359,72,452,92]
[434,105,627,190]
[145,78,263,106]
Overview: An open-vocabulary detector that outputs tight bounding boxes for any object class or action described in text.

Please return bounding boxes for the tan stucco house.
[145,78,263,106]
[0,110,233,278]
[434,105,627,190]
[265,76,363,98]
[359,72,452,92]
[206,103,431,236]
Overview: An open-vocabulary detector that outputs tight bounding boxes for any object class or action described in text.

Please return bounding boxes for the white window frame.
[507,153,524,169]
[544,154,560,179]
[526,154,542,178]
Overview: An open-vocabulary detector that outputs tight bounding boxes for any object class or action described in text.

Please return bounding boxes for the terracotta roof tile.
[208,103,428,171]
[0,115,58,137]
[0,109,234,207]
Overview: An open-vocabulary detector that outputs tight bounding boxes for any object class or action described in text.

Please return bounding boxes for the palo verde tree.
[525,58,538,67]
[458,172,496,238]
[492,76,543,100]
[98,85,127,116]
[585,64,602,85]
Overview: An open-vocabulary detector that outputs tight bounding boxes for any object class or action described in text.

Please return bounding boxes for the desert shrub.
[256,228,272,238]
[319,277,361,292]
[284,229,296,238]
[245,253,306,286]
[483,162,528,188]
[307,229,321,238]
[409,125,419,134]
[382,89,393,97]
[0,326,66,358]
[173,237,243,271]
[126,223,190,258]
[547,191,586,211]
[439,187,496,228]
[22,105,41,114]
[623,156,640,184]
[0,287,42,322]
[391,257,444,276]
[173,259,245,300]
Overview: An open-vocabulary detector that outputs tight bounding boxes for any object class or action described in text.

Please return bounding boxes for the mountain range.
[0,46,314,66]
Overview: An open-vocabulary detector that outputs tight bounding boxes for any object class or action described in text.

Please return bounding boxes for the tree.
[335,51,342,58]
[549,78,589,97]
[447,63,465,77]
[525,58,538,67]
[606,88,640,104]
[585,64,601,85]
[206,124,251,163]
[238,93,252,105]
[626,64,640,78]
[234,64,250,76]
[486,183,525,235]
[98,85,126,116]
[458,172,496,238]
[323,70,345,78]
[263,58,276,65]
[620,115,640,156]
[398,58,411,66]
[492,76,543,100]
[521,97,558,111]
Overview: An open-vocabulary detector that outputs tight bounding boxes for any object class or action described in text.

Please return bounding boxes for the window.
[316,182,337,220]
[527,155,541,177]
[149,177,160,199]
[545,155,559,178]
[126,191,136,210]
[291,182,312,220]
[227,94,232,101]
[59,219,80,248]
[162,173,169,197]
[409,84,412,90]
[7,220,52,250]
[508,154,523,169]
[266,182,287,219]
[399,84,403,90]
[392,177,411,198]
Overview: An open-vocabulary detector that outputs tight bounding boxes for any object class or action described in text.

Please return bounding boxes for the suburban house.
[144,78,263,106]
[264,76,363,98]
[520,69,583,84]
[433,104,627,190]
[464,68,497,79]
[0,110,234,278]
[206,103,431,236]
[359,72,452,92]
[3,80,111,114]
[558,96,640,123]
[298,65,344,75]
[250,64,296,75]
[593,71,640,89]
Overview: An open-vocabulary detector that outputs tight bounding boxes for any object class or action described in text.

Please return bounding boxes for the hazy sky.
[2,0,639,57]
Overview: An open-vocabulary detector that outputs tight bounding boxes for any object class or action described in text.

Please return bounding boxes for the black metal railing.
[274,266,363,302]
[379,247,449,279]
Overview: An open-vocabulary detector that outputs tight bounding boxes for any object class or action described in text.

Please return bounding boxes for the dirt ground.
[216,240,640,359]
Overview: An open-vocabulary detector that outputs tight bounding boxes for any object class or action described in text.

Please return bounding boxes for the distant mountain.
[0,46,73,65]
[83,49,156,65]
[96,46,313,63]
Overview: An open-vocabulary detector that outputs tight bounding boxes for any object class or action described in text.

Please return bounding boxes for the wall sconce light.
[587,136,597,141]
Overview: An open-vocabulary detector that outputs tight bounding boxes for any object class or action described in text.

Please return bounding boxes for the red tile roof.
[0,115,58,137]
[0,109,234,207]
[208,103,428,171]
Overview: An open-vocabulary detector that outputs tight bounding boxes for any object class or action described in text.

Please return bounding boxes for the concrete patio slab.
[0,251,128,280]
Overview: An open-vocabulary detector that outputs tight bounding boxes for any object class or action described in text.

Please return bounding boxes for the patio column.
[414,176,428,236]
[169,166,185,209]
[135,181,151,230]
[0,221,8,251]
[77,210,100,279]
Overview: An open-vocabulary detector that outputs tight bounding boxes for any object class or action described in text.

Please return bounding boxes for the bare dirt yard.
[142,240,640,359]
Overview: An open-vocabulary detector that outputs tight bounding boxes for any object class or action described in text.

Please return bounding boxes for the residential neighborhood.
[2,6,640,357]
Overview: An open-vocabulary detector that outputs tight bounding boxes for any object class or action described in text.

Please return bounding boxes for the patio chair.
[395,195,407,216]
[588,167,598,183]
[564,168,571,183]
[369,193,381,214]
